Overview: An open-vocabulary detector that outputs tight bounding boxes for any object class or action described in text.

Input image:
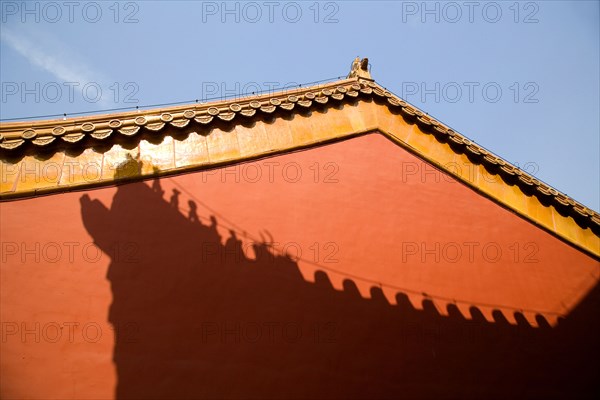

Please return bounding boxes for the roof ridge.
[0,78,358,136]
[375,82,600,221]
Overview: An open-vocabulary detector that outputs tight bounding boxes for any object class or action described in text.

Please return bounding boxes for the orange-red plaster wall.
[1,133,598,399]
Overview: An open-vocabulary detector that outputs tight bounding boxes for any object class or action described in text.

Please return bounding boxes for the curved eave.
[1,77,598,257]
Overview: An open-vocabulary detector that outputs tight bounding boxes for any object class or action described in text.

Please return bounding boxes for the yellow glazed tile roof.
[1,58,598,257]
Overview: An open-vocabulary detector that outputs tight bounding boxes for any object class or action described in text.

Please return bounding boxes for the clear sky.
[1,0,598,210]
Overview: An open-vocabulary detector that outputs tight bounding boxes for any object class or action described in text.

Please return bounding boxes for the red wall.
[1,133,598,398]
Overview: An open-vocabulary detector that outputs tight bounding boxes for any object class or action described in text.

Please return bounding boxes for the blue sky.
[1,0,599,210]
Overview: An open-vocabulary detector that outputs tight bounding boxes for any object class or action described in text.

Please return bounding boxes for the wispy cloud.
[1,26,111,107]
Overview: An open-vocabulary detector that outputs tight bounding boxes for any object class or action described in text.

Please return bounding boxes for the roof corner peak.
[347,56,372,80]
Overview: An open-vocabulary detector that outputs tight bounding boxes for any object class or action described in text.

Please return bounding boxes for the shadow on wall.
[79,157,600,399]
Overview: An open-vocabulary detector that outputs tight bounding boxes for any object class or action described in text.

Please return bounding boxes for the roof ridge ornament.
[347,57,372,80]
